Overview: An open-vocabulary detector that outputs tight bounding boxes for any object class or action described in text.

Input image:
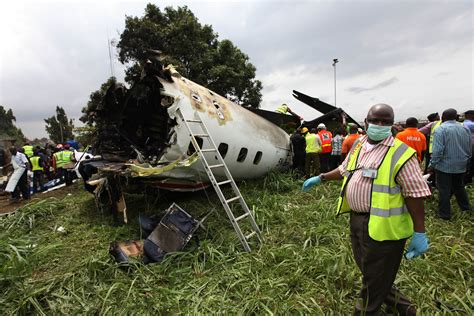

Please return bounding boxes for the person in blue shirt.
[463,110,474,183]
[429,108,472,220]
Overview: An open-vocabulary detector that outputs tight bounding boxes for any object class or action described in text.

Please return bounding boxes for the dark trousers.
[350,213,415,315]
[330,154,341,170]
[12,169,30,200]
[423,152,431,174]
[319,153,331,172]
[64,169,73,186]
[292,152,306,176]
[33,170,44,193]
[435,170,471,218]
[465,156,474,184]
[305,152,320,177]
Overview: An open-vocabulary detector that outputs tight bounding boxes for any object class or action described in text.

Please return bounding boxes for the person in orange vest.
[396,117,427,163]
[317,123,333,173]
[342,125,360,161]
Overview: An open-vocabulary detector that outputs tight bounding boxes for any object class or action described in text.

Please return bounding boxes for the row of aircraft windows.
[188,138,262,165]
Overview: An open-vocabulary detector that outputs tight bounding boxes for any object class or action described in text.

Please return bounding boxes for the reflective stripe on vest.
[336,138,416,241]
[62,150,73,163]
[30,156,43,171]
[428,120,442,153]
[319,131,332,153]
[23,145,33,157]
[305,133,321,153]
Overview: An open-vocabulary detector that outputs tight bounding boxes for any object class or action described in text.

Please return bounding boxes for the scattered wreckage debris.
[79,50,290,251]
[109,203,210,265]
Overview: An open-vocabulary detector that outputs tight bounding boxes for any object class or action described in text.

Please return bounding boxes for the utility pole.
[332,58,339,107]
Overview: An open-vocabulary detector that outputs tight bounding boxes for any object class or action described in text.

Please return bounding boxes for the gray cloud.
[347,77,399,94]
[0,1,472,138]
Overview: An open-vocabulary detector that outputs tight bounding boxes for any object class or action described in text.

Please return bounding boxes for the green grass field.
[1,172,472,314]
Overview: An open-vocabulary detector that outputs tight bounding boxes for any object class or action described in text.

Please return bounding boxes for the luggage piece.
[144,203,199,262]
[109,203,201,265]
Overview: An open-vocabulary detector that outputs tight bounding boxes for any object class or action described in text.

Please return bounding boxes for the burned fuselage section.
[82,53,291,194]
[93,60,175,163]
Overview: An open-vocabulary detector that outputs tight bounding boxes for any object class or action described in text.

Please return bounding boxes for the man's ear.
[364,118,368,130]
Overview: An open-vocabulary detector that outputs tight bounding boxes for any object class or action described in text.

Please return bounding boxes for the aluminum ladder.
[176,108,262,252]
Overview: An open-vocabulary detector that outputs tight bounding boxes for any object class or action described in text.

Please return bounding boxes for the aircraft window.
[237,148,248,162]
[218,143,229,158]
[253,151,262,165]
[187,137,204,155]
[191,92,202,103]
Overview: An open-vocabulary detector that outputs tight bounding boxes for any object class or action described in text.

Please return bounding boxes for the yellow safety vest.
[30,156,43,171]
[428,120,442,153]
[54,151,64,168]
[305,133,321,153]
[62,150,73,164]
[276,104,288,114]
[337,138,416,241]
[23,145,34,157]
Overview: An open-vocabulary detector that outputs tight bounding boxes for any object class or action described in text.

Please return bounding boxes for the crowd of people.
[299,104,472,315]
[3,142,77,203]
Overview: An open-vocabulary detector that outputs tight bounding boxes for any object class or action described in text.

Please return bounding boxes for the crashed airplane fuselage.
[84,60,291,191]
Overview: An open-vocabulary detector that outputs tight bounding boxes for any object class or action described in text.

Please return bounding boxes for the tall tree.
[44,106,74,144]
[0,105,25,144]
[117,4,262,107]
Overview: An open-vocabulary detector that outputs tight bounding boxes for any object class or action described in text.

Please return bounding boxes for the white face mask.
[366,124,392,141]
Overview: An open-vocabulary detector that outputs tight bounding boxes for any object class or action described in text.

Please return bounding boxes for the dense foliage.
[117,4,262,107]
[44,106,74,144]
[0,106,25,144]
[0,173,472,314]
[80,77,117,125]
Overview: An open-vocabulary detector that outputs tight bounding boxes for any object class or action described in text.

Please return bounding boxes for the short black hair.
[442,108,457,121]
[405,117,418,128]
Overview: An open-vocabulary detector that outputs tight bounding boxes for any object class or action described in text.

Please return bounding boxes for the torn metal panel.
[292,90,363,129]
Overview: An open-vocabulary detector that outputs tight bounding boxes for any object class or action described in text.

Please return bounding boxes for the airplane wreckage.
[80,52,360,262]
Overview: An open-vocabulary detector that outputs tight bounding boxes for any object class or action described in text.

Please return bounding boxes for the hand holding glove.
[302,176,322,192]
[405,232,429,259]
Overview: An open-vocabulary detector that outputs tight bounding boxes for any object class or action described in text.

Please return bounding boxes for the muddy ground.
[0,184,79,215]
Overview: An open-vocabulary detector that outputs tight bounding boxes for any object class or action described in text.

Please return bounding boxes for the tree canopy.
[80,77,117,125]
[0,106,25,145]
[44,106,75,144]
[117,4,262,107]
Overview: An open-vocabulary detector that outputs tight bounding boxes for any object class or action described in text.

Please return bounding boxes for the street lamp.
[332,58,339,107]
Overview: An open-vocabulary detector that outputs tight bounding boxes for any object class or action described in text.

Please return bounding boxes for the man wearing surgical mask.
[302,104,431,315]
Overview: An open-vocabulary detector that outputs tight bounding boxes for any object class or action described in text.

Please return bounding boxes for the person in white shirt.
[5,147,30,202]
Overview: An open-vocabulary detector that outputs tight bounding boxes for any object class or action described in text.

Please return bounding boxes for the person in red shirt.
[341,125,360,161]
[396,117,427,162]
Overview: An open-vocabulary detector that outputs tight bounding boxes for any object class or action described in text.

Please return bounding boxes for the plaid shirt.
[331,135,343,156]
[338,135,431,213]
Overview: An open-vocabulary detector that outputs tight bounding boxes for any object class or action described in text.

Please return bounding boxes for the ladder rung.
[245,231,257,239]
[235,213,249,222]
[226,196,241,203]
[200,148,217,152]
[193,133,209,137]
[217,179,232,186]
[208,164,224,169]
[186,119,202,123]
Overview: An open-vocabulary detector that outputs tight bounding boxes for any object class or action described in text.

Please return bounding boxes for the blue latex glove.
[302,176,322,192]
[405,232,429,259]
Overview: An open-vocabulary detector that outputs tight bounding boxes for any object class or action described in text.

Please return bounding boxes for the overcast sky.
[0,0,472,139]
